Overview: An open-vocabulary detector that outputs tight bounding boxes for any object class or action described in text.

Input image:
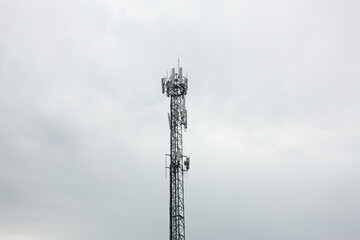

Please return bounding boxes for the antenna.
[162,78,165,94]
[161,63,190,240]
[167,112,171,129]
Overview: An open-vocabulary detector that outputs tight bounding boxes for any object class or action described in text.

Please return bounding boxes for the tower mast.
[161,65,190,240]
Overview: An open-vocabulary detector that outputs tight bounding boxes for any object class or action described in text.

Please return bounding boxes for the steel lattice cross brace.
[162,65,190,240]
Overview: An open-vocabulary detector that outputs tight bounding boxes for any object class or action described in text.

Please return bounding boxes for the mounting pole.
[161,64,190,240]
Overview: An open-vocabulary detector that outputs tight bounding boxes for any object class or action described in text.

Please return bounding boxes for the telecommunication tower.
[161,64,190,240]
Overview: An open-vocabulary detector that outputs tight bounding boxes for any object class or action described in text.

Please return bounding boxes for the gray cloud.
[0,0,359,239]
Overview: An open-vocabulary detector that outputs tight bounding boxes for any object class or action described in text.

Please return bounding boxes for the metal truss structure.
[161,65,190,240]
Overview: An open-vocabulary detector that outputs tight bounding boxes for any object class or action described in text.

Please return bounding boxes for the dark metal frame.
[162,67,189,240]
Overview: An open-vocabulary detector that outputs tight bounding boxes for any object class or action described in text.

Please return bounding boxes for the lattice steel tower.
[161,64,190,240]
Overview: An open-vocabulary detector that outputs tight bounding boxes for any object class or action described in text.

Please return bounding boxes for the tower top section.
[161,66,188,97]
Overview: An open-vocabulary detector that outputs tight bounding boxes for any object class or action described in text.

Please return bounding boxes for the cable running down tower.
[161,65,190,240]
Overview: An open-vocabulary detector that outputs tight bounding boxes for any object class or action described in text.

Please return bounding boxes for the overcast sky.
[1,0,359,239]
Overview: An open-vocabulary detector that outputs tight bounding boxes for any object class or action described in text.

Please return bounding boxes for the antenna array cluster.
[161,67,188,129]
